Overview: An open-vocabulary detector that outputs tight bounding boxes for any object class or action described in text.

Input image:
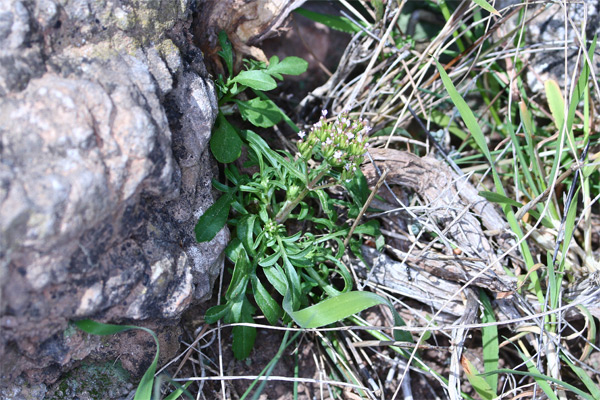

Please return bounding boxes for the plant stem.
[275,169,329,224]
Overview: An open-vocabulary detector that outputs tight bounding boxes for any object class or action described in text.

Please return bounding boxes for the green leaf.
[560,187,580,267]
[232,324,256,360]
[205,304,229,324]
[280,231,303,243]
[242,130,305,181]
[258,250,281,267]
[235,98,282,128]
[264,264,288,296]
[435,60,493,166]
[283,290,412,345]
[545,79,565,131]
[479,290,499,395]
[345,169,370,205]
[210,113,242,163]
[225,238,244,263]
[294,7,362,34]
[480,369,594,400]
[461,356,495,400]
[226,248,251,300]
[163,381,193,400]
[562,354,600,399]
[267,56,308,76]
[237,214,258,256]
[74,320,159,400]
[251,275,283,325]
[232,301,257,360]
[375,235,385,251]
[217,31,233,77]
[471,0,500,16]
[354,220,380,236]
[233,70,277,91]
[195,193,232,243]
[280,247,302,310]
[478,191,522,208]
[251,89,300,132]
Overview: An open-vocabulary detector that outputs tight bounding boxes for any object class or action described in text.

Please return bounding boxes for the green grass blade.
[519,101,547,195]
[461,356,495,400]
[546,80,565,132]
[435,60,494,167]
[560,186,580,269]
[566,36,596,140]
[294,7,363,34]
[505,116,541,197]
[479,291,499,394]
[561,354,600,399]
[481,368,594,400]
[471,0,500,16]
[285,291,382,328]
[162,381,193,400]
[478,191,522,207]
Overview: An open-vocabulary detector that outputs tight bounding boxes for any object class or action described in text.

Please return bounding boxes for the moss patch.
[47,361,133,400]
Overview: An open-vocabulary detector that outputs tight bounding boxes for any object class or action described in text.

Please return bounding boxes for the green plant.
[209,31,308,164]
[195,31,413,361]
[197,109,409,359]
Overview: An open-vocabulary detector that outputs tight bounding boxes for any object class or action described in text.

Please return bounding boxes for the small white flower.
[321,109,328,117]
[346,132,355,140]
[325,137,333,145]
[298,131,306,139]
[333,150,343,160]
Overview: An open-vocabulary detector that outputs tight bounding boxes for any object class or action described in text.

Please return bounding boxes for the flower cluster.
[297,110,371,181]
[264,218,283,240]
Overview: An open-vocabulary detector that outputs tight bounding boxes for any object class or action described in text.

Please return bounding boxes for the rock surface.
[498,0,600,94]
[0,0,227,392]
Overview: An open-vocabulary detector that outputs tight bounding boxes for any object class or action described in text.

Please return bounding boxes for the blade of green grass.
[561,354,600,399]
[480,368,595,400]
[479,290,499,394]
[505,116,541,198]
[461,356,495,400]
[472,0,501,16]
[162,381,193,400]
[294,7,363,34]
